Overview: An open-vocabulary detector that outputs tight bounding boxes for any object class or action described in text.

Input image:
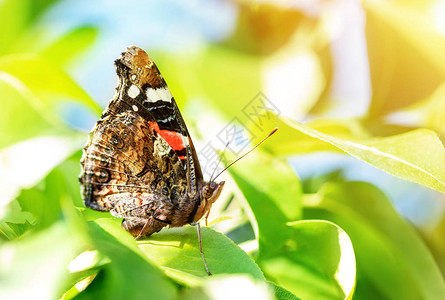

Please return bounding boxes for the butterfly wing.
[80,110,187,212]
[102,46,203,194]
[80,46,206,236]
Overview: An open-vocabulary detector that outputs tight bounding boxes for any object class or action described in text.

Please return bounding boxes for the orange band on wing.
[149,121,186,155]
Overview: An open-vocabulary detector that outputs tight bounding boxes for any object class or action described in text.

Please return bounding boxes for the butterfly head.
[202,181,225,203]
[192,181,225,223]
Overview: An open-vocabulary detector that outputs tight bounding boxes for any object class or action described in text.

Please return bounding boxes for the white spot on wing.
[145,87,172,103]
[145,88,159,102]
[132,105,139,112]
[157,87,173,102]
[128,84,140,99]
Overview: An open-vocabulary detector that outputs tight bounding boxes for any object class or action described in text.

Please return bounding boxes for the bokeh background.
[2,0,445,299]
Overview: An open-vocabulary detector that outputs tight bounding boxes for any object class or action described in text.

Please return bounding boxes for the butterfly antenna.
[209,141,230,182]
[212,127,278,182]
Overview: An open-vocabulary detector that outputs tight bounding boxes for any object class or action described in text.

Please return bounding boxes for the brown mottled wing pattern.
[102,46,202,194]
[80,46,209,237]
[80,111,186,208]
[80,110,187,236]
[80,46,227,240]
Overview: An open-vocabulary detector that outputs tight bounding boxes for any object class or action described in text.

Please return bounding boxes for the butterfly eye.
[203,185,214,199]
[130,74,138,82]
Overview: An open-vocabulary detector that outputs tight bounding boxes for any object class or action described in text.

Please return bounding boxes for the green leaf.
[80,219,177,300]
[261,220,356,300]
[364,0,445,117]
[246,114,369,156]
[0,222,84,299]
[0,55,100,150]
[182,274,275,300]
[268,281,301,300]
[0,54,101,117]
[228,152,302,258]
[0,148,87,242]
[60,249,109,299]
[0,199,35,226]
[155,45,263,119]
[304,181,445,299]
[287,118,445,193]
[152,46,260,107]
[138,225,265,285]
[0,0,29,54]
[0,135,84,222]
[224,3,305,55]
[40,26,98,67]
[196,46,262,117]
[0,79,61,148]
[0,198,34,241]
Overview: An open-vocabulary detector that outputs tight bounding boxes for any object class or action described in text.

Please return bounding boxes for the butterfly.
[79,46,224,274]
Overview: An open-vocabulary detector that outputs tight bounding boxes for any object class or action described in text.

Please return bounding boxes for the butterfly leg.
[204,210,211,226]
[121,217,165,238]
[107,192,173,238]
[135,219,150,240]
[191,222,212,276]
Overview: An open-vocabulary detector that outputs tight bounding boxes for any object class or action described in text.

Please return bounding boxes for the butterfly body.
[80,46,224,238]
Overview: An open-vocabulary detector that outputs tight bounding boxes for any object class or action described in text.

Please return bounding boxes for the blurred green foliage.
[1,1,445,300]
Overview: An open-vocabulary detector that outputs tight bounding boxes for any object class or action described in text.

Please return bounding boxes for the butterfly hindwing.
[80,111,187,212]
